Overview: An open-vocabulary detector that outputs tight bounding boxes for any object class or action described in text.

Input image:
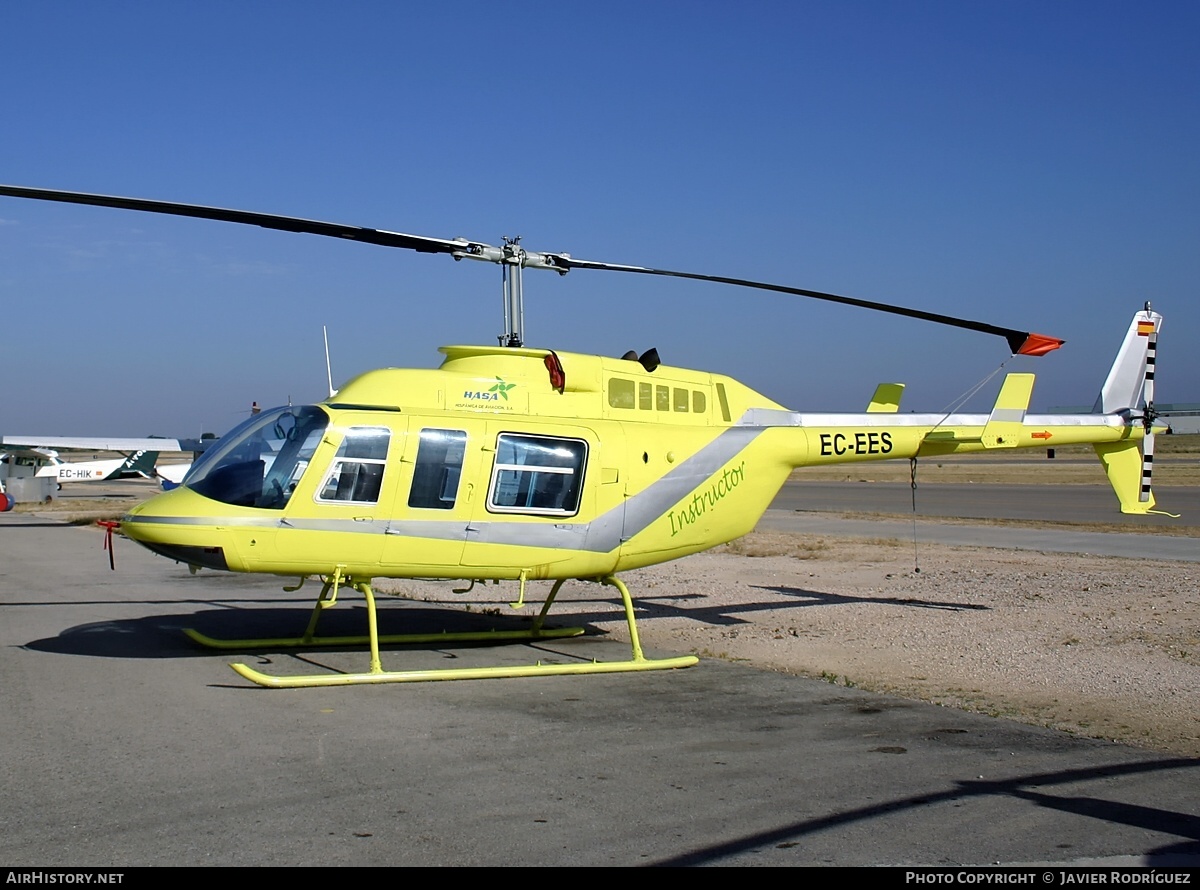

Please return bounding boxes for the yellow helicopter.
[0,185,1168,688]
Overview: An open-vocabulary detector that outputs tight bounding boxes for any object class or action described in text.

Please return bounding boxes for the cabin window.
[693,390,707,414]
[656,385,670,411]
[487,433,586,516]
[638,382,652,410]
[408,428,467,510]
[673,387,689,412]
[608,378,636,409]
[316,427,390,505]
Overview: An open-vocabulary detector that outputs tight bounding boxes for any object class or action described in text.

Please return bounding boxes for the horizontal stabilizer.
[981,373,1035,449]
[866,383,905,413]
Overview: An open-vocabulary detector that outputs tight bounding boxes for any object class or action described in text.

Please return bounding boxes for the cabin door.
[273,417,401,571]
[381,421,484,572]
[460,422,621,574]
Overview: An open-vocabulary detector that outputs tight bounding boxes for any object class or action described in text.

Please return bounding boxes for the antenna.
[323,325,337,398]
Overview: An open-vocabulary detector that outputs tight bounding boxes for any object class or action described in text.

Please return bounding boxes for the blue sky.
[1,1,1196,436]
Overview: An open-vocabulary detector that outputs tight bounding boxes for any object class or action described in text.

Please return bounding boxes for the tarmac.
[0,484,1197,867]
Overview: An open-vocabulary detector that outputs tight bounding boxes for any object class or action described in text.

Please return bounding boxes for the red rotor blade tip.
[1016,333,1065,356]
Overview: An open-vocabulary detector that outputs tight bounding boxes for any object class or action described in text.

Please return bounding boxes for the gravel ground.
[629,535,1200,757]
[383,533,1200,758]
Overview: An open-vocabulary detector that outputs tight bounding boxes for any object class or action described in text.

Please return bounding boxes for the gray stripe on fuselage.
[123,514,284,529]
[615,425,764,543]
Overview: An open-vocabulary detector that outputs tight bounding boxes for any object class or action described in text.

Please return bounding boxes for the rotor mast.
[451,234,566,348]
[500,237,525,347]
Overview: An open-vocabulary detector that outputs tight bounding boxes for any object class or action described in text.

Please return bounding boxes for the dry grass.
[718,533,830,559]
[13,494,140,527]
[14,498,130,523]
[718,532,913,559]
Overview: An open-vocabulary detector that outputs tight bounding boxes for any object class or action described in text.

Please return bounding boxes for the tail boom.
[757,410,1147,467]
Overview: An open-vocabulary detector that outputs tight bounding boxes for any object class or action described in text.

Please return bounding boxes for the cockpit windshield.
[186,405,328,509]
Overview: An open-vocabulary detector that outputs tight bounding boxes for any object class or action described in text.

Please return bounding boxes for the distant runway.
[764,481,1200,561]
[773,480,1200,526]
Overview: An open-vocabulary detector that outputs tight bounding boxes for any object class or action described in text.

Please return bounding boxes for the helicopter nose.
[121,487,235,571]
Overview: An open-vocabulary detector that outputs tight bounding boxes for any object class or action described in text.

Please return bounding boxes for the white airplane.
[155,461,193,487]
[0,436,194,509]
[1,403,266,506]
[31,448,161,484]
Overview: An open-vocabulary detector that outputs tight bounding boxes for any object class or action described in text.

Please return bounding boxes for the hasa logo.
[488,378,516,400]
[463,378,517,402]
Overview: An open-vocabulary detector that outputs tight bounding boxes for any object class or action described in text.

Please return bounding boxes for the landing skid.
[185,573,698,688]
[182,626,584,651]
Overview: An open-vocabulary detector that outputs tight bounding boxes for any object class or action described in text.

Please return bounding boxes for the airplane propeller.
[0,183,1063,356]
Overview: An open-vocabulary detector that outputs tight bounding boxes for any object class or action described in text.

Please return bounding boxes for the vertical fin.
[1093,308,1162,413]
[111,450,160,480]
[131,450,160,477]
[1091,306,1171,513]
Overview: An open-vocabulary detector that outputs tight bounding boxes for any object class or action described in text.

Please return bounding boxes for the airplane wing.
[0,436,186,452]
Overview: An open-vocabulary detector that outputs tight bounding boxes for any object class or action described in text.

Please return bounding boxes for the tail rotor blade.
[1140,429,1155,503]
[1139,324,1158,503]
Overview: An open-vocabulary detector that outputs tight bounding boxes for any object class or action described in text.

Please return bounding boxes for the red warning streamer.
[97,520,120,571]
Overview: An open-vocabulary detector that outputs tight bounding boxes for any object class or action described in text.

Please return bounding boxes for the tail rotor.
[1138,318,1157,504]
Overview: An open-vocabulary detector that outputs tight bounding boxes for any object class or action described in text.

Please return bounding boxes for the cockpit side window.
[316,427,390,505]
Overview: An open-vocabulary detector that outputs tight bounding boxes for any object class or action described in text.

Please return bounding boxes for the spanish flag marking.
[1137,321,1156,336]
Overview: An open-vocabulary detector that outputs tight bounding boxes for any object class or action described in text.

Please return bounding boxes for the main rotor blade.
[0,183,1063,355]
[545,255,1062,356]
[0,184,473,256]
